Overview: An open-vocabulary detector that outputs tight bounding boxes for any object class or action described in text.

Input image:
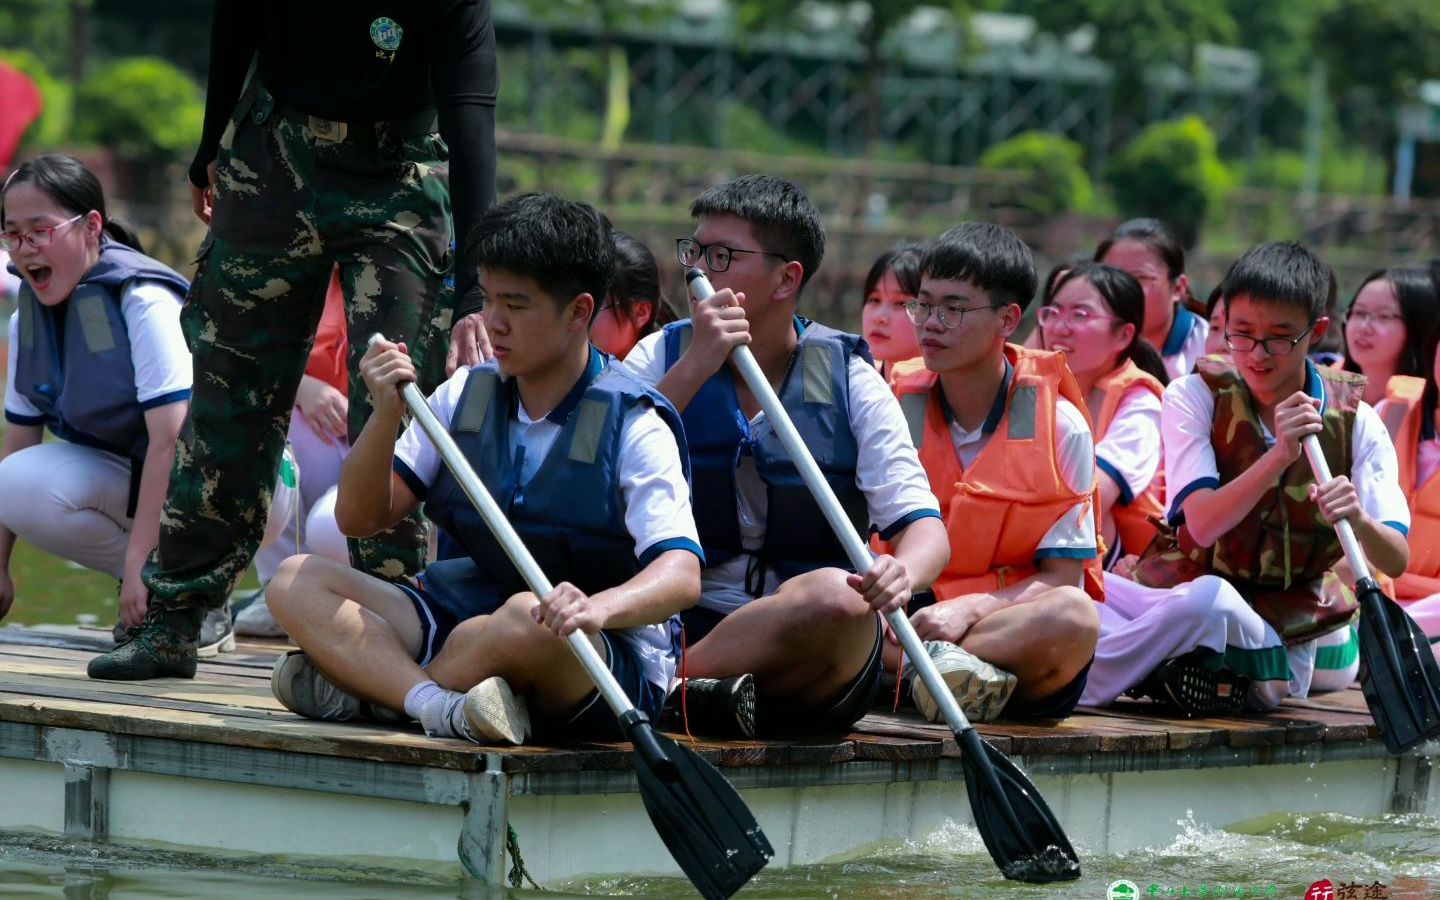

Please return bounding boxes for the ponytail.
[102,217,145,254]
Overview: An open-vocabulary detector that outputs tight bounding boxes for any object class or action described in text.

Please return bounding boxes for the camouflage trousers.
[143,83,456,612]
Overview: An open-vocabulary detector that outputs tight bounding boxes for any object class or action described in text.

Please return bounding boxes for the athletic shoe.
[1127,653,1249,716]
[234,591,288,639]
[461,676,531,745]
[662,674,757,739]
[270,650,367,722]
[198,605,236,657]
[87,609,198,680]
[908,641,1017,724]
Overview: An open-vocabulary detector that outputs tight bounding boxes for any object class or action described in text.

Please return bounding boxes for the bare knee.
[1029,588,1100,667]
[777,569,868,631]
[266,554,318,614]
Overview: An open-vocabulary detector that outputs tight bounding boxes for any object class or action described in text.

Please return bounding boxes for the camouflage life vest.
[1134,357,1366,644]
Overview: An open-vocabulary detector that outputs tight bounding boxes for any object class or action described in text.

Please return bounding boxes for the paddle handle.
[684,271,977,736]
[366,334,637,720]
[1301,434,1370,579]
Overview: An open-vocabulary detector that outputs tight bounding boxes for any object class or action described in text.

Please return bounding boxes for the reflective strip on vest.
[802,342,834,405]
[568,398,609,464]
[74,286,118,354]
[900,393,927,449]
[1008,385,1037,440]
[455,372,497,433]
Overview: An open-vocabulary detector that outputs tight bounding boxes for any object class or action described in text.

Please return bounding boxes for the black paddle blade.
[958,730,1080,883]
[1355,579,1440,755]
[630,725,773,899]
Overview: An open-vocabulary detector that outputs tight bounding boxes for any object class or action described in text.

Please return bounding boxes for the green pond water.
[2,812,1438,898]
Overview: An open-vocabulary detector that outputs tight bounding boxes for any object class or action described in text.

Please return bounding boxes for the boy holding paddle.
[1087,241,1412,712]
[265,192,705,745]
[885,223,1102,723]
[624,174,949,737]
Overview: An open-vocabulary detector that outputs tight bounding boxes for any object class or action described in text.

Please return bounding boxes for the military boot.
[87,607,200,680]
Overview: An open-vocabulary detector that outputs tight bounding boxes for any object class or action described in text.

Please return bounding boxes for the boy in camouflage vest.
[1082,242,1412,713]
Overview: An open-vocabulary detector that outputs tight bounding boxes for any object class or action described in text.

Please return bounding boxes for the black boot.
[663,674,757,738]
[88,607,200,680]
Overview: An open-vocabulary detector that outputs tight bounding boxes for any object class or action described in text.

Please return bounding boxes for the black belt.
[272,101,438,144]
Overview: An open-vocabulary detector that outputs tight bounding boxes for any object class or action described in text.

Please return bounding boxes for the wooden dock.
[0,625,1435,887]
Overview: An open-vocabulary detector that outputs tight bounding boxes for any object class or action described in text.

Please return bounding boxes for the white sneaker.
[235,591,288,639]
[909,641,1017,724]
[271,650,366,721]
[461,677,531,745]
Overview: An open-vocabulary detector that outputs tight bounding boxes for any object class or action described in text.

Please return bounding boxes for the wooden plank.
[1075,705,1231,750]
[1059,711,1177,752]
[846,732,944,762]
[854,715,966,756]
[0,644,275,680]
[1264,708,1377,742]
[0,689,487,771]
[2,660,283,704]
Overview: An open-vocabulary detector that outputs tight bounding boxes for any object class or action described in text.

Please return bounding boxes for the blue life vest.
[425,352,692,601]
[11,241,189,461]
[660,318,871,578]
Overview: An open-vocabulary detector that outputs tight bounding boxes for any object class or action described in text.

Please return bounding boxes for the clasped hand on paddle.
[359,338,415,423]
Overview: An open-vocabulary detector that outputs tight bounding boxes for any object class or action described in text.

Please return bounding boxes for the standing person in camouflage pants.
[90,0,499,680]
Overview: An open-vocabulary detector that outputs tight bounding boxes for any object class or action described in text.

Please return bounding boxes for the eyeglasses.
[0,213,86,252]
[675,238,787,273]
[1345,310,1404,328]
[1224,323,1315,356]
[1036,305,1120,330]
[904,298,996,329]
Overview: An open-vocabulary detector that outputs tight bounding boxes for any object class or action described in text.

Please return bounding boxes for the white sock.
[404,680,444,720]
[412,684,471,739]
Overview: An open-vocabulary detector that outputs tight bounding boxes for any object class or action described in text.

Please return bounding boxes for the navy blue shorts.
[397,578,665,742]
[680,605,884,736]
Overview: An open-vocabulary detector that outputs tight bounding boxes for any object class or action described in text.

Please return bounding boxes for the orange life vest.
[1380,375,1440,598]
[1092,359,1166,557]
[890,345,1105,602]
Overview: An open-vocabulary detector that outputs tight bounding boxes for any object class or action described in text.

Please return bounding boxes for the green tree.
[0,49,72,151]
[1313,0,1440,110]
[980,131,1093,216]
[73,57,203,160]
[1108,115,1232,246]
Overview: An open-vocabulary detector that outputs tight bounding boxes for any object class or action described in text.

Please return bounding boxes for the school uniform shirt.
[1162,305,1210,381]
[4,282,193,427]
[392,365,702,690]
[1095,386,1163,510]
[625,332,942,615]
[1163,363,1411,537]
[948,394,1099,570]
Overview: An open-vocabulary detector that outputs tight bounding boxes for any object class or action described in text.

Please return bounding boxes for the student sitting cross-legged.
[266,193,703,745]
[1085,242,1411,713]
[884,222,1102,724]
[624,175,949,738]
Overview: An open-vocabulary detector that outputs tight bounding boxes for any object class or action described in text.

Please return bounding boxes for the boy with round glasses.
[883,222,1102,724]
[1083,241,1411,713]
[625,174,948,737]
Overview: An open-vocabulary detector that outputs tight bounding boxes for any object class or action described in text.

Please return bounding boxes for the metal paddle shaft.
[1300,436,1368,576]
[368,335,773,898]
[684,272,1078,882]
[365,335,634,719]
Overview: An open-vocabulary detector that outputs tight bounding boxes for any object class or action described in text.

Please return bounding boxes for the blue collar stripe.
[1163,304,1196,358]
[545,347,605,425]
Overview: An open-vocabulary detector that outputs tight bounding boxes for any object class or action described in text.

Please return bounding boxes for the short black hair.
[861,243,923,306]
[607,231,674,336]
[690,175,825,289]
[920,221,1037,309]
[1220,241,1331,323]
[470,192,614,313]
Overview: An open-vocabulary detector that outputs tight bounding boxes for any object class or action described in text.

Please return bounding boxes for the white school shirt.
[943,368,1098,572]
[392,362,702,689]
[625,329,942,615]
[1163,362,1411,536]
[1094,385,1163,508]
[1161,306,1210,382]
[5,282,193,426]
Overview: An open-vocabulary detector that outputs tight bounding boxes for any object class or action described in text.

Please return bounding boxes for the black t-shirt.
[190,0,497,305]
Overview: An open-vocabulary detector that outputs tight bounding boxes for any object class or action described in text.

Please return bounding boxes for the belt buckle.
[307,116,347,142]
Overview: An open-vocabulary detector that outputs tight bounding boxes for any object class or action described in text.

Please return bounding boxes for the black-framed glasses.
[1224,323,1315,356]
[904,298,996,330]
[675,238,786,273]
[0,212,85,252]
